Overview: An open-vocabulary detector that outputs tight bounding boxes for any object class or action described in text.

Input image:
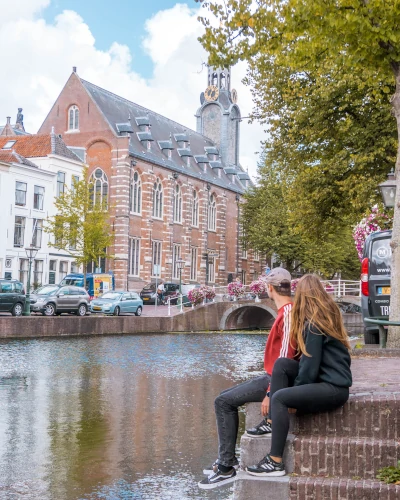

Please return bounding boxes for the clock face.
[231,88,238,103]
[204,85,219,102]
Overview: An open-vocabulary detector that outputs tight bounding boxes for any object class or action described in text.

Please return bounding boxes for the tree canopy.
[198,0,400,344]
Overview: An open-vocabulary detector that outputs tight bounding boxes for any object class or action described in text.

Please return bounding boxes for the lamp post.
[176,259,186,295]
[22,244,39,316]
[379,170,396,208]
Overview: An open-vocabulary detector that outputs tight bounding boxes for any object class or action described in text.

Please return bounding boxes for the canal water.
[0,333,266,500]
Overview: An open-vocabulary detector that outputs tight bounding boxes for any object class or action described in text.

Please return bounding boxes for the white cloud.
[0,1,263,177]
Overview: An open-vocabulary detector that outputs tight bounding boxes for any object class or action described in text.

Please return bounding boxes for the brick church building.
[38,66,264,291]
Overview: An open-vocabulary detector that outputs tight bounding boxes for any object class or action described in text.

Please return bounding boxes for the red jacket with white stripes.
[264,303,296,377]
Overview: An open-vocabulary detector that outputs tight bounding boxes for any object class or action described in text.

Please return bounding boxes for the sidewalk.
[141,303,183,317]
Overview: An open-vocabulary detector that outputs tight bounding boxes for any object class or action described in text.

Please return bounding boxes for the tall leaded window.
[130,171,142,214]
[192,190,199,227]
[173,184,182,223]
[129,238,140,276]
[152,240,162,277]
[34,185,44,210]
[15,182,27,206]
[208,194,217,231]
[172,244,181,279]
[33,260,43,287]
[190,247,198,281]
[152,178,163,218]
[89,168,108,208]
[57,172,66,197]
[68,105,79,130]
[14,216,26,247]
[32,219,43,248]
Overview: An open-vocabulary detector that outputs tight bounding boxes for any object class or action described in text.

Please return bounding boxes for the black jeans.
[214,374,271,467]
[269,358,349,458]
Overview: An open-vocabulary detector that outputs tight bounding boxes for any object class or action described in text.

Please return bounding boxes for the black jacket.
[294,323,352,388]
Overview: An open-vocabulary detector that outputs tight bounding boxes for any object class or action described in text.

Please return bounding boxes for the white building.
[0,131,85,289]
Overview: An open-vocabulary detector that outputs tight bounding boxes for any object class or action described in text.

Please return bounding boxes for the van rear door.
[368,236,391,318]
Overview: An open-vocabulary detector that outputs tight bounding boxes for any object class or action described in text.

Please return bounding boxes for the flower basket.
[188,288,204,306]
[227,281,245,299]
[200,285,216,301]
[250,279,267,301]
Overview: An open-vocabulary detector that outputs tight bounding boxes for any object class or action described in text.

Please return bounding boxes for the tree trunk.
[387,66,400,348]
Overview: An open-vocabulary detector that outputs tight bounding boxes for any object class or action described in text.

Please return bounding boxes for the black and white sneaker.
[246,454,285,477]
[198,467,237,489]
[246,418,272,437]
[202,461,239,475]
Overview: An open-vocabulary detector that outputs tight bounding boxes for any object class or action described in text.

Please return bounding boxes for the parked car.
[140,282,180,305]
[30,284,60,306]
[0,279,26,316]
[361,229,391,344]
[90,291,143,316]
[30,285,90,316]
[59,272,114,299]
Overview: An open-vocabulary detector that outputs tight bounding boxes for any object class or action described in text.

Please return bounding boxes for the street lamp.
[379,170,396,208]
[176,259,186,295]
[22,244,39,316]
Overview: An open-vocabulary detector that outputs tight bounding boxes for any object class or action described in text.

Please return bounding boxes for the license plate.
[143,297,149,301]
[93,306,102,311]
[378,287,391,295]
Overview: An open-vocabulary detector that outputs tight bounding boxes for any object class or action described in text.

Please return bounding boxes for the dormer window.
[68,105,79,130]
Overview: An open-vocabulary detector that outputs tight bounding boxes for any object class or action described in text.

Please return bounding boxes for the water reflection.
[0,334,266,499]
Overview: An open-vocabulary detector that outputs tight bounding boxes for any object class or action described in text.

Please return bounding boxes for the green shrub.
[377,461,400,484]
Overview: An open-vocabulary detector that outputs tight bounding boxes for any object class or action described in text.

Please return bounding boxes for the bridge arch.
[220,304,277,331]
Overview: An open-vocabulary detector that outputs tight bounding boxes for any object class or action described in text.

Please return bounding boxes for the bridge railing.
[321,280,361,298]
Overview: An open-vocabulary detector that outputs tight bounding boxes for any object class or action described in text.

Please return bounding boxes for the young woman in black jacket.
[246,274,352,477]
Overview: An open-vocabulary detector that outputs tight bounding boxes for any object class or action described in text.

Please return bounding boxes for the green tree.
[198,0,400,345]
[242,162,360,278]
[45,170,113,286]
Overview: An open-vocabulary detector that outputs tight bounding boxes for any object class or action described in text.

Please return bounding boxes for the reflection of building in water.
[0,335,265,498]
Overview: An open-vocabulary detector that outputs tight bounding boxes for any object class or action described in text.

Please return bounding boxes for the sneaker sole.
[245,431,272,438]
[202,464,239,475]
[246,469,286,477]
[198,476,236,489]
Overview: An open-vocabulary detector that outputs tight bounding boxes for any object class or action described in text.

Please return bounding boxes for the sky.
[0,0,264,177]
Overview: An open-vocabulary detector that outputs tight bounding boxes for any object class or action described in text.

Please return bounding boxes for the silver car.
[30,285,90,316]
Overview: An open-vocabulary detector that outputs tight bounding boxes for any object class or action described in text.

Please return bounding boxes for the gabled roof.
[0,150,38,168]
[0,133,82,162]
[80,78,248,193]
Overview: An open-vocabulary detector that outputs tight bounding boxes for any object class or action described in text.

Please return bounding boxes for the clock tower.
[196,66,240,166]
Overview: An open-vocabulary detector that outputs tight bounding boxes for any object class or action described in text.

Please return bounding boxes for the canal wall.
[0,300,362,339]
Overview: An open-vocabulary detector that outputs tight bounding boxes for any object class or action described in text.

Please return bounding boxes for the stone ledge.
[233,472,289,500]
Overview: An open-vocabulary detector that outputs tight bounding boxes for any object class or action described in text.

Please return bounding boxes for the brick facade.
[38,70,264,290]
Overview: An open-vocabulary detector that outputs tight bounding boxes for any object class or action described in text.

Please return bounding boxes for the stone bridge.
[0,296,362,340]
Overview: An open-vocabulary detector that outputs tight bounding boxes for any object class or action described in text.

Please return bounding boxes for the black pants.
[269,358,349,458]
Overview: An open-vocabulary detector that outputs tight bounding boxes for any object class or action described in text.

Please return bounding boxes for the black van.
[0,279,26,316]
[361,230,392,343]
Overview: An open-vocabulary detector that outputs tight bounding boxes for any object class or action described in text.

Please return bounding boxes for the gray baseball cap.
[264,267,291,286]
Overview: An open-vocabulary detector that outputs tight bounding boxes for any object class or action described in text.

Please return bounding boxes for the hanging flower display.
[227,281,245,298]
[188,288,204,306]
[250,279,267,297]
[353,206,392,261]
[200,285,216,301]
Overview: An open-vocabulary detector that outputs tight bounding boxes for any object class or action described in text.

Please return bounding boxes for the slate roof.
[0,133,82,162]
[80,78,249,194]
[0,125,29,136]
[0,150,38,168]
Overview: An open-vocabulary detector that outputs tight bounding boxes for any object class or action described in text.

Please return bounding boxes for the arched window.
[68,105,79,130]
[208,194,217,231]
[89,168,108,208]
[192,190,199,227]
[130,171,141,214]
[173,184,182,223]
[220,72,226,89]
[152,178,163,218]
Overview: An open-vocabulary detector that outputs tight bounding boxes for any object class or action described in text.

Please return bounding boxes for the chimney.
[1,116,16,136]
[6,117,10,124]
[73,66,77,73]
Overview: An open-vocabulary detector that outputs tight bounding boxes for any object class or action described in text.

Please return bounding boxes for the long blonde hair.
[290,274,350,356]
